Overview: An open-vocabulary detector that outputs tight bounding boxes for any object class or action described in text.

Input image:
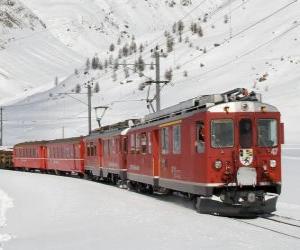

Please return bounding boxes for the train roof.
[15,140,49,147]
[139,88,279,125]
[14,136,84,147]
[86,119,140,139]
[46,136,84,144]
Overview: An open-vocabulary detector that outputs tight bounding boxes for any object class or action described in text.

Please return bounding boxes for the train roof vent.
[145,94,224,122]
[91,119,140,134]
[144,88,261,123]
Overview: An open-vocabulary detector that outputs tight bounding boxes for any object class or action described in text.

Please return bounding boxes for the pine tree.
[74,69,79,75]
[166,35,174,52]
[139,43,144,53]
[118,49,123,59]
[108,55,113,65]
[113,59,119,71]
[117,37,121,45]
[183,70,188,77]
[109,43,115,52]
[130,40,137,53]
[54,76,58,86]
[137,55,145,72]
[150,61,155,70]
[122,44,129,57]
[94,82,100,93]
[92,55,99,69]
[124,66,130,78]
[164,68,173,81]
[198,25,203,37]
[75,84,81,93]
[172,22,177,33]
[177,20,184,42]
[98,61,103,70]
[85,58,91,71]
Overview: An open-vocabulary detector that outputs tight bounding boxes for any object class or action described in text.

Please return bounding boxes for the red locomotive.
[12,88,284,216]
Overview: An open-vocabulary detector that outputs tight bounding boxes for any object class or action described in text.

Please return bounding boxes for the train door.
[236,115,257,186]
[122,137,128,169]
[42,146,47,169]
[152,129,160,177]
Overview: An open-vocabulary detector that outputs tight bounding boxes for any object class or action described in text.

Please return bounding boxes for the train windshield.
[239,119,253,148]
[257,119,278,147]
[211,119,234,148]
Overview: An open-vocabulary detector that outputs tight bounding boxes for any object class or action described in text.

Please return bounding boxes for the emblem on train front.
[239,149,253,166]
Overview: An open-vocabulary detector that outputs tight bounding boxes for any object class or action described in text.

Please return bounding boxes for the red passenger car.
[13,141,47,171]
[46,137,85,175]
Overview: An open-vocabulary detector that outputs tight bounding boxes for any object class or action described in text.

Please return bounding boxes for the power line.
[179,0,299,69]
[170,22,300,86]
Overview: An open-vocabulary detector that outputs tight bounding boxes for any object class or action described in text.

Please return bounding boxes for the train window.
[135,134,141,153]
[173,125,181,154]
[148,132,152,154]
[211,119,234,148]
[112,139,116,154]
[239,119,252,148]
[87,145,90,156]
[257,119,278,147]
[123,138,128,153]
[94,145,97,156]
[196,122,205,153]
[141,132,147,154]
[130,134,135,153]
[161,127,169,154]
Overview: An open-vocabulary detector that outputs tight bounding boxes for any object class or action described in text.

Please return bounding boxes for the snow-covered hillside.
[0,0,300,145]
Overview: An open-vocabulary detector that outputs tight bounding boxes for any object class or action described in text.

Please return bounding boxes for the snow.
[0,1,300,247]
[0,149,299,250]
[0,0,299,146]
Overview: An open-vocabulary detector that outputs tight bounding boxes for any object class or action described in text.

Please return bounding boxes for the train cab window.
[173,125,181,154]
[161,127,169,154]
[239,119,252,148]
[141,132,147,154]
[257,119,278,147]
[196,122,205,153]
[211,119,234,148]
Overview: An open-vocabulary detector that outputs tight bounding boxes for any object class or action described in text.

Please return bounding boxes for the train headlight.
[247,192,256,203]
[270,160,276,168]
[214,160,222,170]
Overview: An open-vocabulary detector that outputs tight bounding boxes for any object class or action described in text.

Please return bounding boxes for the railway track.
[232,214,300,240]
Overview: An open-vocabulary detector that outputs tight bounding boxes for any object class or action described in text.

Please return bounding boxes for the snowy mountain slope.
[20,0,202,55]
[1,0,300,145]
[0,0,84,103]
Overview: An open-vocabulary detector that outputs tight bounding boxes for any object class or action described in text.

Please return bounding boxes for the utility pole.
[0,107,2,146]
[84,71,94,135]
[154,50,161,111]
[87,83,92,135]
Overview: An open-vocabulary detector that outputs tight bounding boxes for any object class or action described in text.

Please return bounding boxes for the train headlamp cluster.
[270,160,277,168]
[214,160,222,170]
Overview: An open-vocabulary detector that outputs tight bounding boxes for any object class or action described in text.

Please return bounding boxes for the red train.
[12,88,284,216]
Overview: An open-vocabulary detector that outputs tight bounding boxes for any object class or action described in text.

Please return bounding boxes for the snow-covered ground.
[0,149,299,250]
